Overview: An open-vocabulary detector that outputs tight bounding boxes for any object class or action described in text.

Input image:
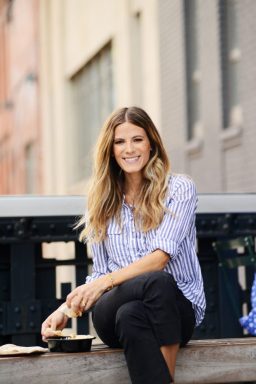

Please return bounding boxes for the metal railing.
[0,194,256,345]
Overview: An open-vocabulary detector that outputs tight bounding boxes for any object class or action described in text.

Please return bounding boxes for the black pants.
[92,271,195,384]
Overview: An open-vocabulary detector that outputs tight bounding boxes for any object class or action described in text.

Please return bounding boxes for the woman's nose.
[125,141,134,153]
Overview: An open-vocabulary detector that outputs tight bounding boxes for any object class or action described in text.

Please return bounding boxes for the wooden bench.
[1,338,256,383]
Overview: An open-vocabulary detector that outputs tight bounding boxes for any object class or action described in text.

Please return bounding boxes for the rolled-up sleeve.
[85,241,109,283]
[149,176,197,261]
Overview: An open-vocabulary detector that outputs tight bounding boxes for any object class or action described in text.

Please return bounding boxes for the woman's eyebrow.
[114,135,144,140]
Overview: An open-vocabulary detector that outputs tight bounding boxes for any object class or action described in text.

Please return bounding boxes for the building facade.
[0,0,41,194]
[40,0,256,195]
[40,0,162,195]
[1,0,256,195]
[159,0,256,193]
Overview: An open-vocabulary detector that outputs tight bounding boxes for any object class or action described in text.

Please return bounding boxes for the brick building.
[40,0,256,195]
[0,0,41,194]
[1,0,256,195]
[159,0,256,192]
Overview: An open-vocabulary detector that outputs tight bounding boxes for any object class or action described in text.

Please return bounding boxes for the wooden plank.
[175,338,256,383]
[0,339,256,384]
[0,349,130,384]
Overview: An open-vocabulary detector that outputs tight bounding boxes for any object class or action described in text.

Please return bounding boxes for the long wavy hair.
[79,106,170,242]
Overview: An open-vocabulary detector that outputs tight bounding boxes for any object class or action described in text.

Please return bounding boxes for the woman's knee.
[115,301,145,339]
[116,301,141,326]
[143,271,177,296]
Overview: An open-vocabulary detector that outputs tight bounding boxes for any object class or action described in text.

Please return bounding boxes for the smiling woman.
[81,106,171,242]
[41,106,206,384]
[113,122,151,179]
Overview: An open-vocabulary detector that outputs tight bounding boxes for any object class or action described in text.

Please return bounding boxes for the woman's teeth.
[124,156,140,163]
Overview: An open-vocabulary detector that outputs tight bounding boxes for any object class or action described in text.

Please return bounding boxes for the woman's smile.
[113,122,151,176]
[123,156,140,163]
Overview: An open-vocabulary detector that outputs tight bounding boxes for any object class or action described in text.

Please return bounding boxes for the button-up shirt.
[86,173,206,326]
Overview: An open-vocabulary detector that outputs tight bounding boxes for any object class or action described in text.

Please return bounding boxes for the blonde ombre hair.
[80,106,170,242]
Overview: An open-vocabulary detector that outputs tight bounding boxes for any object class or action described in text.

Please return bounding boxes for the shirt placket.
[124,204,138,263]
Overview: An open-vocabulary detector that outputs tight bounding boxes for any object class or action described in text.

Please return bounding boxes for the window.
[25,142,36,193]
[184,0,201,141]
[0,14,7,108]
[70,43,114,182]
[131,12,143,105]
[219,0,242,130]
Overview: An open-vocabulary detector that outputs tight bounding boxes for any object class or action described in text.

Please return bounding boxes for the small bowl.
[47,335,95,353]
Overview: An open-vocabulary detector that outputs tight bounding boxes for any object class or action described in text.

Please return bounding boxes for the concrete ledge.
[0,338,256,383]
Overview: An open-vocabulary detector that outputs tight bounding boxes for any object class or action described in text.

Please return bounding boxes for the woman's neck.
[123,174,142,205]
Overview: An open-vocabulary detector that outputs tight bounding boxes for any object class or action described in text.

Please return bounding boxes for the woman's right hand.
[41,309,69,341]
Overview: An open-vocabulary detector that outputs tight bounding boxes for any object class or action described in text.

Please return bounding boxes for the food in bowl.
[47,335,95,353]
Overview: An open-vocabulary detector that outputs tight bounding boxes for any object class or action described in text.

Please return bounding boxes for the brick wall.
[159,0,256,193]
[0,0,42,194]
[223,0,256,192]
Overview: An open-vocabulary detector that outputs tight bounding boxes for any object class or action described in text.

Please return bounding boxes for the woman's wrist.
[107,273,115,290]
[103,273,115,291]
[57,304,69,317]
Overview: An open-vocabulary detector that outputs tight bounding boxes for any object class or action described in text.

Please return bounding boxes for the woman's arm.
[66,249,169,314]
[148,175,197,261]
[110,248,169,284]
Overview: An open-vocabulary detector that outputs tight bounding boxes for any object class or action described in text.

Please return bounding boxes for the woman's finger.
[66,285,85,306]
[66,291,77,306]
[50,317,57,331]
[84,298,95,312]
[70,295,84,314]
[80,298,87,312]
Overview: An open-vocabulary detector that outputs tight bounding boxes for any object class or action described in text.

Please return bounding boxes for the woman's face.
[113,122,151,177]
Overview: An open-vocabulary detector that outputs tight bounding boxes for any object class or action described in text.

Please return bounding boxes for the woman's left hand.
[66,276,109,314]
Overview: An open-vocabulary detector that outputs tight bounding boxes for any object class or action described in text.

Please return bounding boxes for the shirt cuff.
[149,238,179,261]
[85,272,104,283]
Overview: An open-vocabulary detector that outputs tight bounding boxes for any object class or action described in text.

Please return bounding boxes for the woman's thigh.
[92,271,195,347]
[92,275,144,347]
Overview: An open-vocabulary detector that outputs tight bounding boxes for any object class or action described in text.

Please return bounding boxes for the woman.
[41,106,206,383]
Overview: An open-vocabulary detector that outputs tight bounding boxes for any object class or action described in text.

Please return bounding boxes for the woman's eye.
[133,138,143,142]
[114,140,124,145]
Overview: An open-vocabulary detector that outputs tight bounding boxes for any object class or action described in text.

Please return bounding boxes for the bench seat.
[0,338,256,383]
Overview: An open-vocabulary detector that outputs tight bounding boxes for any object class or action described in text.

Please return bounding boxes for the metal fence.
[0,194,256,346]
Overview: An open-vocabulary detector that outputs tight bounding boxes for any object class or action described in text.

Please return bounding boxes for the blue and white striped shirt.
[86,174,206,326]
